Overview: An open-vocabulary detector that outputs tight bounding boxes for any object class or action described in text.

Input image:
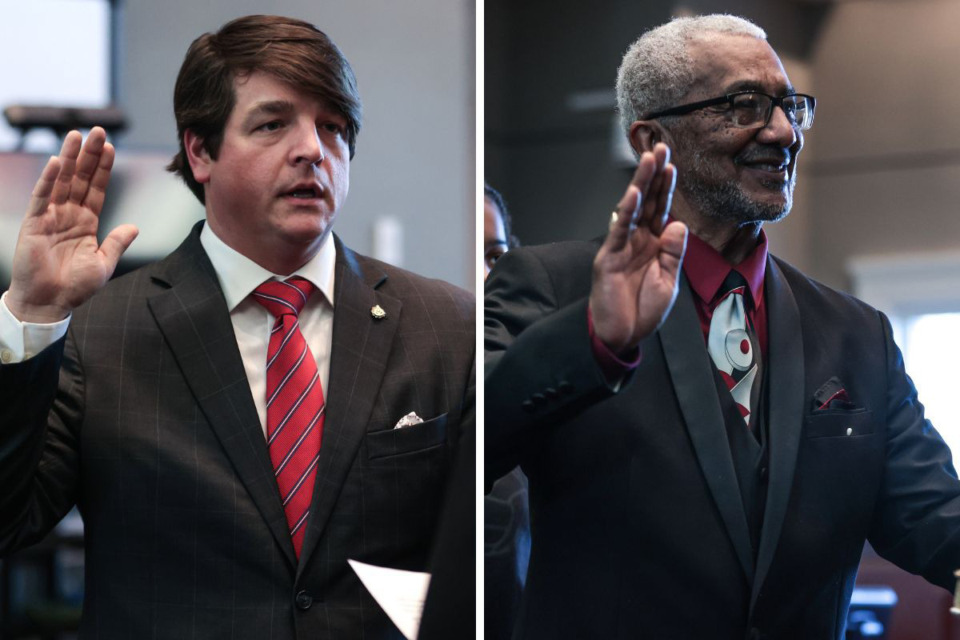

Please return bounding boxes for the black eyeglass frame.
[643,91,817,130]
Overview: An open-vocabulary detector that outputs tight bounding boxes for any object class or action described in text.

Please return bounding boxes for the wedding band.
[609,211,619,231]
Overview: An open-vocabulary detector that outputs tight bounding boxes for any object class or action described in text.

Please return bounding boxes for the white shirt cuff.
[0,291,70,364]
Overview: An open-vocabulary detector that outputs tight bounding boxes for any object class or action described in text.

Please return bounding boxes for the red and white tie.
[707,271,760,426]
[252,277,325,557]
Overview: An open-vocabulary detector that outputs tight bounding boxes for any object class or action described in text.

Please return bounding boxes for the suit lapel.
[297,240,401,573]
[750,257,804,608]
[145,228,297,570]
[659,276,755,581]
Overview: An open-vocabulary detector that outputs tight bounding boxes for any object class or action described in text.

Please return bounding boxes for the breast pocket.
[366,412,448,460]
[804,409,875,439]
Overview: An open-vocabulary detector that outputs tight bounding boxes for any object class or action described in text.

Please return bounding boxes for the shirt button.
[23,351,32,360]
[1,349,12,363]
[295,590,313,610]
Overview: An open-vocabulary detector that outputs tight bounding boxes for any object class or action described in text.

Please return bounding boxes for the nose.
[757,103,799,150]
[292,122,324,166]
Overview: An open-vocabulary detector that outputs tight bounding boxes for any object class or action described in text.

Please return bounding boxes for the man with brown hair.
[0,15,473,640]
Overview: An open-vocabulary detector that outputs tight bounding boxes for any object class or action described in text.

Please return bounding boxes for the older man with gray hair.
[486,13,960,639]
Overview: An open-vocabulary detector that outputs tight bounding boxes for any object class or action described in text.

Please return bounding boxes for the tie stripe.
[253,276,325,559]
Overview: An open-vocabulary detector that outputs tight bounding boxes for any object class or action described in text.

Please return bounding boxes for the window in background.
[0,0,112,152]
[897,312,960,454]
[850,254,960,455]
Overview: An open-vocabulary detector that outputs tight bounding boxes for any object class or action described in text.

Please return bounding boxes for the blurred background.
[0,0,474,638]
[487,0,960,638]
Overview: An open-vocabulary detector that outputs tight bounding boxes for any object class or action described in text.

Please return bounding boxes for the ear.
[628,120,671,156]
[184,129,213,184]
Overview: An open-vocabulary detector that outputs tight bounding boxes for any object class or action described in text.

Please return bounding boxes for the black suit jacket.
[485,239,960,640]
[0,223,475,639]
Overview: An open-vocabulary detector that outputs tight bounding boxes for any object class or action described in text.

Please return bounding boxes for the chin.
[281,211,335,242]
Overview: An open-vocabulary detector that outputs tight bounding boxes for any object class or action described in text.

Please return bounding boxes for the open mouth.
[283,185,323,200]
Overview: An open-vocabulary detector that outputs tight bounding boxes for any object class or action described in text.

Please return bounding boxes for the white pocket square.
[393,411,424,429]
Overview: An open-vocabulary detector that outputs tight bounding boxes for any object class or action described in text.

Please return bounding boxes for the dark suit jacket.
[485,239,960,640]
[0,223,475,639]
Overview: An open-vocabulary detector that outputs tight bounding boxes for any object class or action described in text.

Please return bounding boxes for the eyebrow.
[485,237,508,248]
[723,80,797,95]
[240,100,296,128]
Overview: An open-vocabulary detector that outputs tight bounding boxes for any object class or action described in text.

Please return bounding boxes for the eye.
[321,121,345,136]
[485,247,506,269]
[256,120,283,133]
[730,94,762,111]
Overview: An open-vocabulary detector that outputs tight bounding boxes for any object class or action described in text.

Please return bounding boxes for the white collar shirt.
[200,223,336,437]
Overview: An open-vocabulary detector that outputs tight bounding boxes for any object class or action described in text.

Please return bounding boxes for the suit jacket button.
[522,400,535,412]
[558,381,574,395]
[295,590,313,610]
[531,393,547,406]
[545,387,559,398]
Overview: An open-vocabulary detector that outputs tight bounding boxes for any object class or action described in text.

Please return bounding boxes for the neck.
[672,209,762,265]
[205,218,328,276]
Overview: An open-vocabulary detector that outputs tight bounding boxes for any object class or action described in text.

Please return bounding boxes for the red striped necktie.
[252,277,325,558]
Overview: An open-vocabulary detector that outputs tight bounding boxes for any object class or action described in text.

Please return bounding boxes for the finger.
[650,164,677,236]
[638,144,672,232]
[98,224,139,275]
[657,220,688,279]
[26,155,62,218]
[68,126,107,204]
[82,141,115,216]
[606,152,656,250]
[49,131,83,205]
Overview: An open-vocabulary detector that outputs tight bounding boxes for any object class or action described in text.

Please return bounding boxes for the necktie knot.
[717,270,752,311]
[253,277,315,319]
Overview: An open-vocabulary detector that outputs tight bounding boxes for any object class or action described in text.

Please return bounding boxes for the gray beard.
[677,145,795,226]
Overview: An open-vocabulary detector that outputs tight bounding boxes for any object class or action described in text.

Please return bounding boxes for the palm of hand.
[6,127,138,323]
[14,201,113,314]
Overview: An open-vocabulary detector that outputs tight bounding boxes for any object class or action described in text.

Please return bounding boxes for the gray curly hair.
[615,15,766,137]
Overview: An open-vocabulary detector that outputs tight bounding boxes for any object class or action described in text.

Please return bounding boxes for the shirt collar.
[199,222,336,312]
[682,224,768,307]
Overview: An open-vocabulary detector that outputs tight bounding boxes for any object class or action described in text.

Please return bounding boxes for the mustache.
[735,147,791,166]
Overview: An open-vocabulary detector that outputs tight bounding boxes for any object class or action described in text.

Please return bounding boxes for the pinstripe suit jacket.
[0,222,475,639]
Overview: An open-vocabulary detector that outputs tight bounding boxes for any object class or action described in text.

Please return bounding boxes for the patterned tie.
[707,271,760,427]
[252,277,325,558]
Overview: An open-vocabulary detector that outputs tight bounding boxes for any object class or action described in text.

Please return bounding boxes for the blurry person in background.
[483,182,530,640]
[484,183,515,277]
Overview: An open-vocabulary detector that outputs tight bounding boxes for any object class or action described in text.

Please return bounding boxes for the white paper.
[348,559,431,640]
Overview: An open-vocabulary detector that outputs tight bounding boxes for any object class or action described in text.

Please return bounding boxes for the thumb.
[658,221,687,279]
[99,224,139,273]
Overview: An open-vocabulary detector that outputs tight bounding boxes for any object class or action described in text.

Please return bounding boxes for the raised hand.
[6,127,138,323]
[589,142,687,354]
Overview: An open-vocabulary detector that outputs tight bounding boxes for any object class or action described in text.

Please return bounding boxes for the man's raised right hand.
[5,127,138,323]
[588,142,687,354]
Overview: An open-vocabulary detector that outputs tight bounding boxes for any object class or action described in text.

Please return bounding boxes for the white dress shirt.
[0,223,336,438]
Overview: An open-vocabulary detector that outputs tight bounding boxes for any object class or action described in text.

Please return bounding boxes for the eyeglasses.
[644,91,816,131]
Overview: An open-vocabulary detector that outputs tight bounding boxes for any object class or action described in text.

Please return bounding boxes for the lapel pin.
[371,304,387,320]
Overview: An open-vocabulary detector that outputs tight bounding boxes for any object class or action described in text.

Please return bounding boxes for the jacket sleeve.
[867,311,960,591]
[484,247,626,485]
[0,330,83,553]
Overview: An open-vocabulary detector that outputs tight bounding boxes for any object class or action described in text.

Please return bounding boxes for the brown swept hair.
[166,15,362,203]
